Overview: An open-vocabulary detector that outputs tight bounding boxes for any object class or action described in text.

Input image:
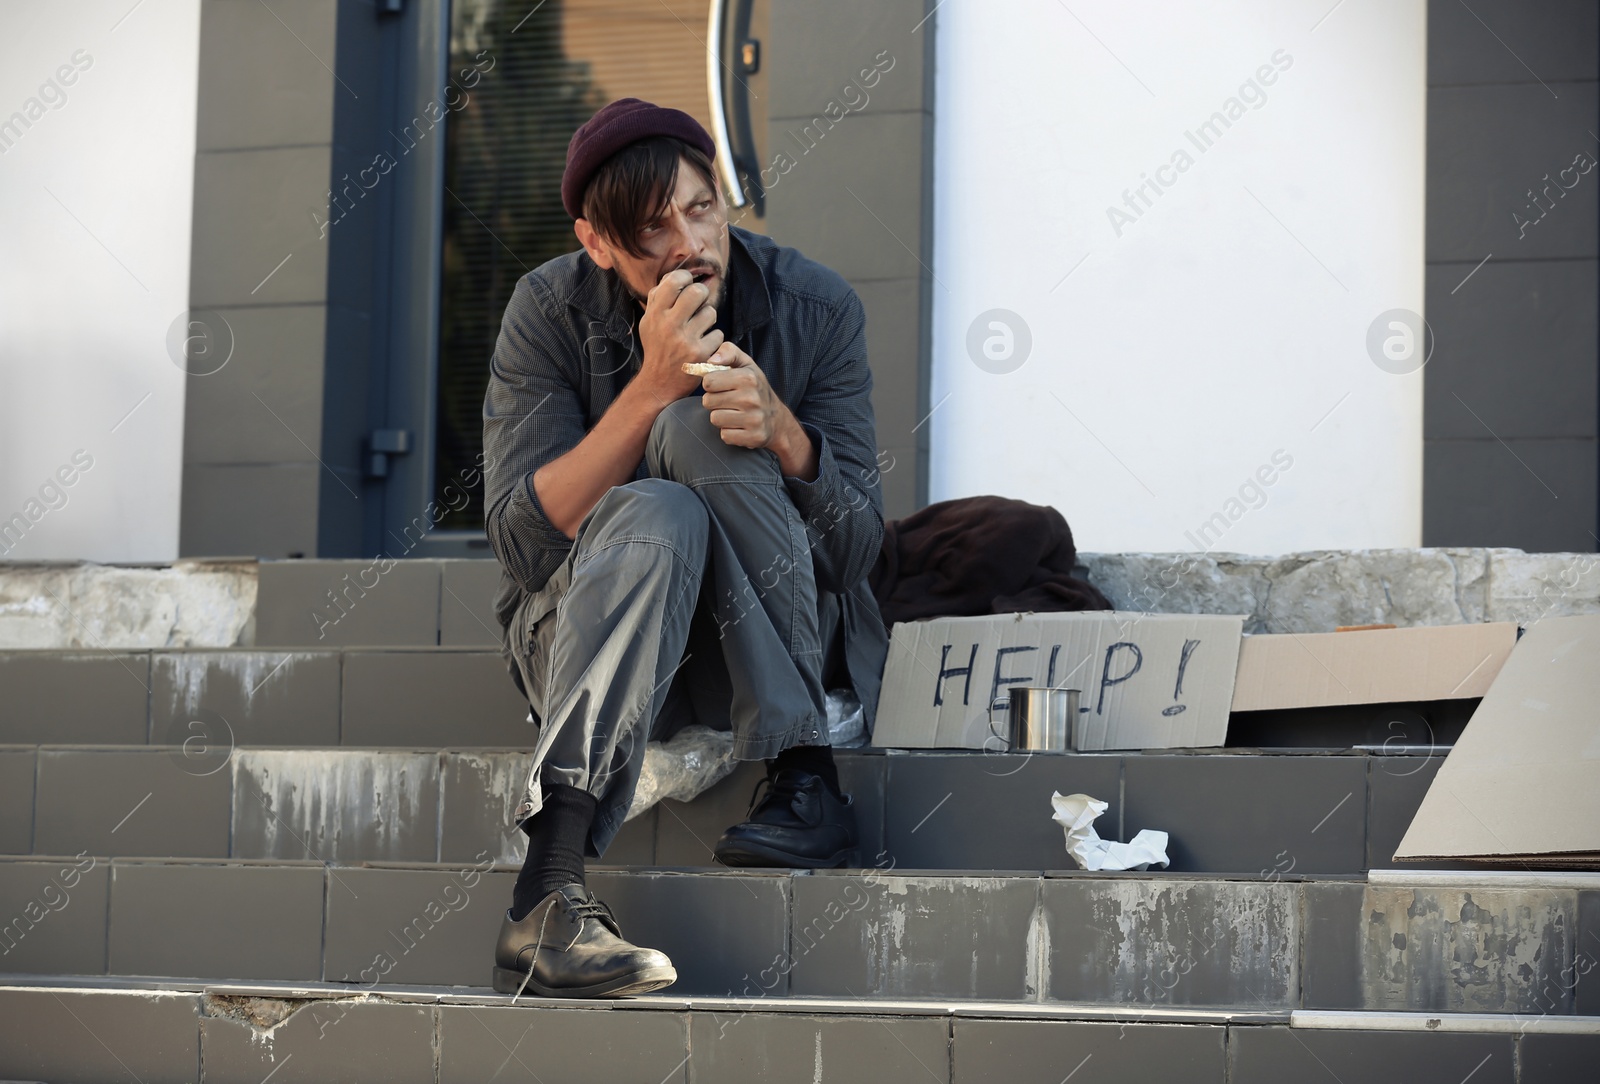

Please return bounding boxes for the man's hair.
[581,135,720,259]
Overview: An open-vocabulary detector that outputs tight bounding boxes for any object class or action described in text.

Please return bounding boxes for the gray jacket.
[482,225,891,731]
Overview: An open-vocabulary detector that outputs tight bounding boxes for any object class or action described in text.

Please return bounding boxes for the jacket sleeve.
[778,290,886,594]
[482,274,588,595]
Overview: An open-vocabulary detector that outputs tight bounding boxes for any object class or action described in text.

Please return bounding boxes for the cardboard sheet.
[1230,622,1519,712]
[1394,614,1600,866]
[873,611,1245,750]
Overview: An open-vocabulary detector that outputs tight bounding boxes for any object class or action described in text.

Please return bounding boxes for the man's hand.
[637,269,720,402]
[698,343,819,481]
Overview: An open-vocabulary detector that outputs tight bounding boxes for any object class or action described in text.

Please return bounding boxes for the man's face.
[581,157,731,315]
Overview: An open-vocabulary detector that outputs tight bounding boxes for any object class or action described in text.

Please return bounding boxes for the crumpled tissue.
[1051,792,1170,871]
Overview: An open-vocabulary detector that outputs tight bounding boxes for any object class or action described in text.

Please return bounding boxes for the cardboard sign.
[1395,614,1600,867]
[1231,622,1519,712]
[873,611,1245,750]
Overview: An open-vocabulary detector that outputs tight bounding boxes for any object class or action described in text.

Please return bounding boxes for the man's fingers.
[713,343,753,367]
[687,301,717,337]
[697,329,725,358]
[648,268,694,308]
[669,280,712,322]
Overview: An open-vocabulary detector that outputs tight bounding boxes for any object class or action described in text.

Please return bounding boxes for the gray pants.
[507,396,840,857]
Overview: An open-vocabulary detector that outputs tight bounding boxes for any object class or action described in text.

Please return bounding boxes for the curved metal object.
[706,0,750,208]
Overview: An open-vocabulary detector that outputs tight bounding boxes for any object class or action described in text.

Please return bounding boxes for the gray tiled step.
[1,648,1474,755]
[1,858,1594,1016]
[253,557,503,648]
[0,745,1459,876]
[0,648,532,748]
[0,983,1592,1084]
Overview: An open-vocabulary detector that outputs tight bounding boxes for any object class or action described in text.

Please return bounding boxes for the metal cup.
[987,687,1081,752]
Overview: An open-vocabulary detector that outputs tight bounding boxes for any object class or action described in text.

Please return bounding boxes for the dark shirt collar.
[567,225,774,346]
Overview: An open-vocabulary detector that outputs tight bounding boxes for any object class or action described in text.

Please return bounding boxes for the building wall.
[930,0,1430,555]
[1421,0,1599,551]
[178,0,386,559]
[760,0,937,520]
[0,1,201,562]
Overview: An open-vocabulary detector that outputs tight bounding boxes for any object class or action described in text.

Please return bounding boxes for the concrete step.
[0,645,1474,752]
[1,856,1595,1017]
[12,550,1600,654]
[0,745,1458,875]
[0,980,1592,1084]
[0,647,531,748]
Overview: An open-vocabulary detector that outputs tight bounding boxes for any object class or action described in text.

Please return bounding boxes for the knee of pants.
[646,395,777,485]
[578,477,710,563]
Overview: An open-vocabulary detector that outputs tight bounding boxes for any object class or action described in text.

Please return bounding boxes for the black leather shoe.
[492,883,676,999]
[713,768,861,868]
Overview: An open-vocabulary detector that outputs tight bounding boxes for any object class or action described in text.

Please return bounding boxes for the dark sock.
[510,784,597,921]
[770,743,841,797]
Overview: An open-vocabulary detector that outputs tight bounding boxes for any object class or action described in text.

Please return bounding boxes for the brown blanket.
[868,495,1112,626]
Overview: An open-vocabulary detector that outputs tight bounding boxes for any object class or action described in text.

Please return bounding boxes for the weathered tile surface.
[151,650,339,747]
[1042,877,1299,1007]
[201,997,435,1083]
[789,873,1038,1001]
[233,749,440,862]
[1362,884,1576,1013]
[439,751,531,865]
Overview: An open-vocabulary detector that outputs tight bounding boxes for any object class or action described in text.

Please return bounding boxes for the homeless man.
[482,97,890,998]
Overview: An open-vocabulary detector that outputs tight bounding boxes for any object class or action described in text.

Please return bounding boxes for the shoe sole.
[491,964,678,999]
[714,840,861,869]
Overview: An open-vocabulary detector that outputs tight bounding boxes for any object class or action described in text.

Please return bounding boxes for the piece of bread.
[682,361,732,375]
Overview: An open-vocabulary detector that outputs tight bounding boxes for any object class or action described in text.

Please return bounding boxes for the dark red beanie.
[561,97,717,221]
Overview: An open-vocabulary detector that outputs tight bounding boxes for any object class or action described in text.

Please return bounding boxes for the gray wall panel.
[181,463,322,558]
[181,305,329,464]
[1428,0,1598,86]
[1423,0,1599,550]
[1424,259,1598,440]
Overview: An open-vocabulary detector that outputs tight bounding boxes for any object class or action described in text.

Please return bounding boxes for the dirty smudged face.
[608,158,731,317]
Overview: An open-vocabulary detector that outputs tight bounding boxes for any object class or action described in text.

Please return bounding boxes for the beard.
[626,266,726,316]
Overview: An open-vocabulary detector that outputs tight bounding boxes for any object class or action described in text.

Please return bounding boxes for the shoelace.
[567,896,619,931]
[511,904,556,1005]
[510,892,620,1004]
[745,770,830,824]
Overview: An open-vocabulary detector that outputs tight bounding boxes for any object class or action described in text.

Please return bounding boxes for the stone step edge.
[1366,868,1600,890]
[6,978,1598,1035]
[1290,1010,1600,1036]
[0,852,1450,884]
[21,853,1580,886]
[0,741,1440,759]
